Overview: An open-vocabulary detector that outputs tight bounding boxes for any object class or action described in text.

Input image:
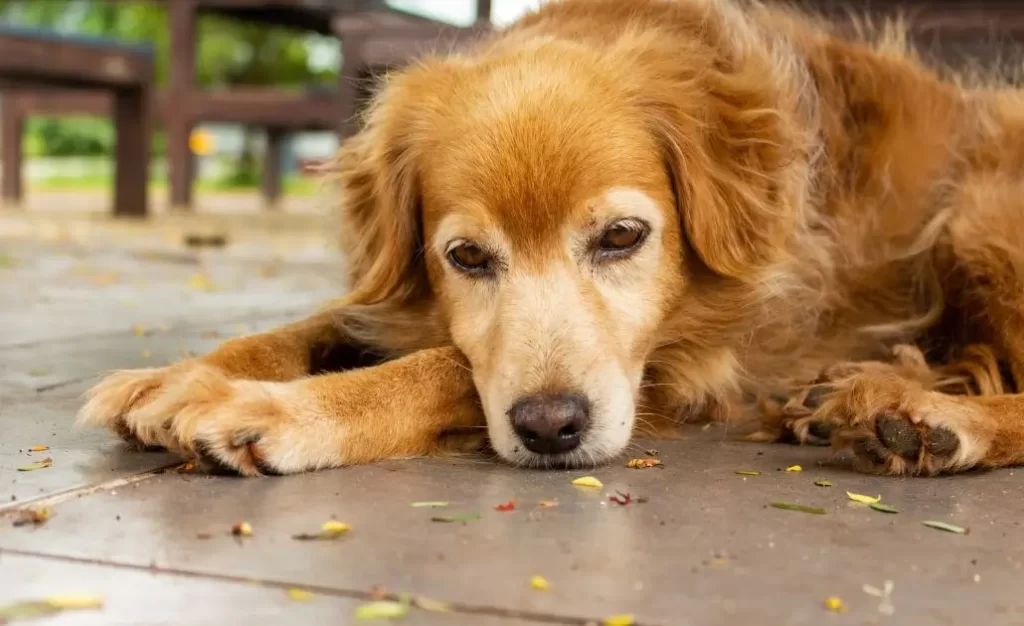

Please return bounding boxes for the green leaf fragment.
[813,480,833,487]
[18,457,53,472]
[869,503,899,514]
[430,513,482,523]
[735,470,762,476]
[410,501,449,508]
[770,501,827,515]
[922,520,969,534]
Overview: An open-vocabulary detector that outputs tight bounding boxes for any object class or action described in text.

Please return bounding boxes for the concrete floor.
[1,231,1023,626]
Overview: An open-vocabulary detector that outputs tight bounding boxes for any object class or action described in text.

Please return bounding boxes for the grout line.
[0,548,624,625]
[0,465,176,514]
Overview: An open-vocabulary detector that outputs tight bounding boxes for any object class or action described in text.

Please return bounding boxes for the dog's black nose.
[508,393,590,454]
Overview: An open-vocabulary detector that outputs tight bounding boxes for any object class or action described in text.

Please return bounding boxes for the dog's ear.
[332,79,429,307]
[640,40,808,280]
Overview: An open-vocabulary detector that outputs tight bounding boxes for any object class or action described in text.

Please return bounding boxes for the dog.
[79,0,1024,477]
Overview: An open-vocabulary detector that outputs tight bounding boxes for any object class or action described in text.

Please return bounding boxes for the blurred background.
[0,0,1018,226]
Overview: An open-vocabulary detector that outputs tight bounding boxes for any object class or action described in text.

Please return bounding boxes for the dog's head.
[335,5,810,466]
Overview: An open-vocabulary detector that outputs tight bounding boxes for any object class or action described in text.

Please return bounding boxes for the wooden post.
[262,127,285,209]
[476,0,492,23]
[337,34,364,141]
[1,93,23,207]
[167,0,196,210]
[112,86,149,217]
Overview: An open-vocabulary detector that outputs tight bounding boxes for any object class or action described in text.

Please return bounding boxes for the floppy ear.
[641,40,808,280]
[333,98,425,307]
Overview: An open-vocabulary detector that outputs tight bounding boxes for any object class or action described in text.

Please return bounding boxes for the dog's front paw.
[79,365,342,476]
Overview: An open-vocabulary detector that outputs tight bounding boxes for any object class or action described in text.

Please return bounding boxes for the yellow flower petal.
[846,492,881,504]
[604,614,636,626]
[529,576,550,591]
[354,600,408,620]
[287,588,314,602]
[46,595,104,610]
[572,476,603,488]
[321,521,351,534]
[785,465,803,472]
[825,596,845,612]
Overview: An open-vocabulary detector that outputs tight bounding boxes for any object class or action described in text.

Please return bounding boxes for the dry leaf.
[45,595,104,610]
[18,457,53,472]
[537,499,559,508]
[735,470,762,476]
[770,501,826,515]
[26,369,48,377]
[870,503,899,514]
[604,614,636,626]
[814,479,832,487]
[922,520,969,534]
[412,595,450,613]
[430,513,482,523]
[13,508,52,527]
[825,596,845,613]
[292,521,351,540]
[28,445,49,452]
[529,576,550,591]
[411,501,449,508]
[626,458,663,469]
[846,492,881,504]
[287,588,314,602]
[785,465,803,472]
[572,476,603,488]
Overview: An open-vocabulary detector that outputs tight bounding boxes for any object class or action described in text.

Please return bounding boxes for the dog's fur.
[80,0,1024,476]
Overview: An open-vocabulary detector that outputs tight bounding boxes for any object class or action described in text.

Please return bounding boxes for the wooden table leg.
[1,100,23,208]
[262,127,285,210]
[113,86,149,218]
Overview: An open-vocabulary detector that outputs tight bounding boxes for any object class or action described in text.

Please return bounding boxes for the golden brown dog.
[79,0,1024,477]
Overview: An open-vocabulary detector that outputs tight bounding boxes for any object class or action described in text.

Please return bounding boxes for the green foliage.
[0,0,338,156]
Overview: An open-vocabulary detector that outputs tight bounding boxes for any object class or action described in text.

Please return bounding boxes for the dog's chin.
[494,438,627,469]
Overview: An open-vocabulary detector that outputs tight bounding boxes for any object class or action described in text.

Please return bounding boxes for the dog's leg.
[81,344,482,475]
[79,312,485,472]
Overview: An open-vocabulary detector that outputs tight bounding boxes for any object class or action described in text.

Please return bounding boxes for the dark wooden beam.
[262,127,285,208]
[167,0,197,210]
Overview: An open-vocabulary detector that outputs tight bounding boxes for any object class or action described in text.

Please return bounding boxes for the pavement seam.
[0,464,175,513]
[0,547,613,625]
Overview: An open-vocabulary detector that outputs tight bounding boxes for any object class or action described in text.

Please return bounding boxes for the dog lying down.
[79,0,1024,477]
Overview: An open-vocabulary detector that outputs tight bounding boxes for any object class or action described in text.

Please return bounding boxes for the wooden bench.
[0,25,154,217]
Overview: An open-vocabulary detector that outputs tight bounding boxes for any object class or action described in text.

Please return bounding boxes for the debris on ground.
[626,458,663,469]
[813,479,833,487]
[430,513,482,523]
[230,521,253,537]
[494,500,516,512]
[132,324,149,336]
[411,595,450,612]
[603,614,636,625]
[608,491,648,506]
[785,465,803,472]
[26,369,48,378]
[863,580,895,615]
[572,476,603,488]
[176,462,196,474]
[369,585,388,601]
[870,503,899,514]
[0,595,104,621]
[530,576,550,591]
[537,500,559,508]
[735,470,762,476]
[922,520,969,534]
[17,457,53,472]
[643,448,659,456]
[411,501,449,508]
[12,508,52,528]
[187,273,220,292]
[287,588,314,602]
[824,596,846,613]
[292,520,352,540]
[27,446,49,452]
[846,492,881,504]
[354,598,410,620]
[770,502,827,515]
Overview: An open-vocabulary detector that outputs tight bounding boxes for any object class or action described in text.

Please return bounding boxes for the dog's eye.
[447,242,492,274]
[596,220,648,257]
